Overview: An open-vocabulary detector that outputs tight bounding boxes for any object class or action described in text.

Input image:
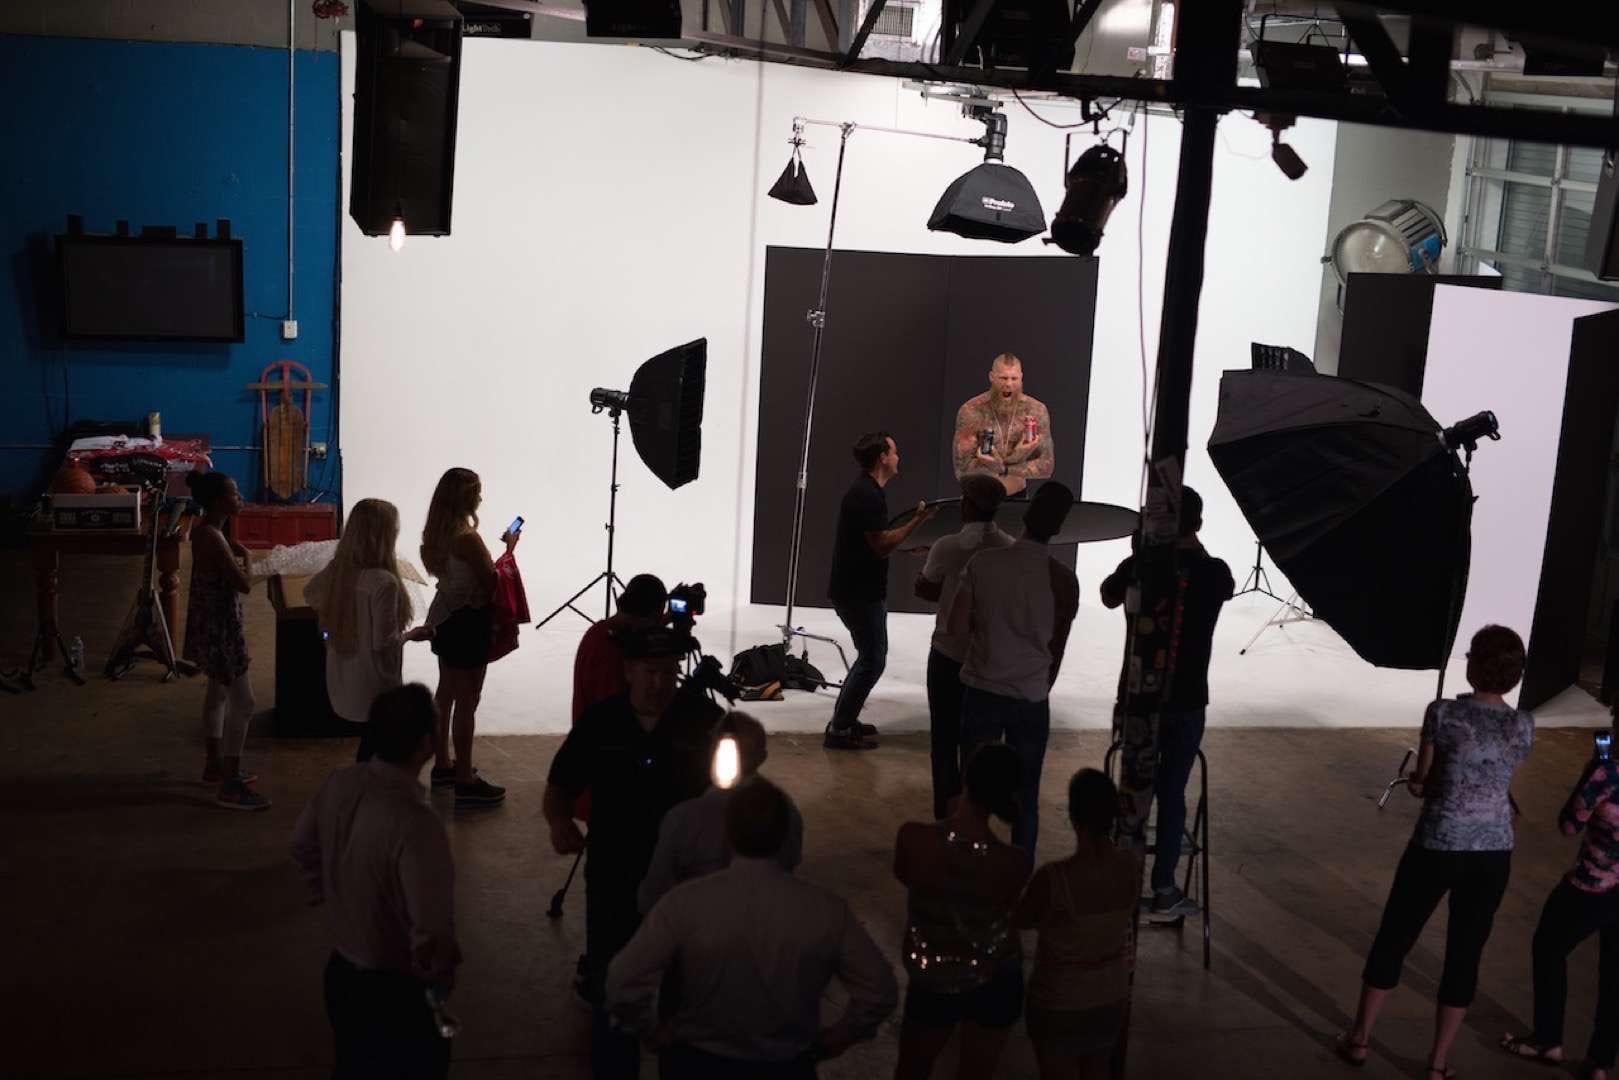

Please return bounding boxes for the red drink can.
[1024,415,1038,440]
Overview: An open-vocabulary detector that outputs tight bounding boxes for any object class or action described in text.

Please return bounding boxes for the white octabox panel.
[1422,285,1615,665]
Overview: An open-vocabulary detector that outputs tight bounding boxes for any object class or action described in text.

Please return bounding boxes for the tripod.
[105,487,197,682]
[1235,539,1282,601]
[536,407,628,629]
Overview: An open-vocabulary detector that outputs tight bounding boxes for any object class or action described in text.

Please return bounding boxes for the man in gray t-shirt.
[914,476,1015,820]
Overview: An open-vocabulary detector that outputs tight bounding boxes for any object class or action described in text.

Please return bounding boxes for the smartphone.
[1597,731,1612,762]
[507,515,525,536]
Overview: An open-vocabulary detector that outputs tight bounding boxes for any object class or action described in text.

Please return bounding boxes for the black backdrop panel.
[1522,309,1619,709]
[1338,273,1501,395]
[752,247,1097,614]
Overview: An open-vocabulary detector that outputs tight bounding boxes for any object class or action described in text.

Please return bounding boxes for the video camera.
[667,582,706,631]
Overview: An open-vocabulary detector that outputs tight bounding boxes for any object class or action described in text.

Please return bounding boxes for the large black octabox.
[1208,370,1473,670]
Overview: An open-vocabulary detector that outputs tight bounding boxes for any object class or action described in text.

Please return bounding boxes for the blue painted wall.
[0,33,340,506]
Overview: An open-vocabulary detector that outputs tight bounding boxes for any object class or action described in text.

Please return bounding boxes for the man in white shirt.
[948,481,1080,854]
[292,684,460,1080]
[607,777,898,1079]
[637,712,804,914]
[914,475,1015,820]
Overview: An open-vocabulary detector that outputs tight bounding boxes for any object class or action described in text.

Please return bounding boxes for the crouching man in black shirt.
[544,628,721,1080]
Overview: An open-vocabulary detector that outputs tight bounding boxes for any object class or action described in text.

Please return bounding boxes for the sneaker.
[455,777,506,807]
[216,778,271,812]
[430,765,474,791]
[823,721,878,751]
[202,762,257,785]
[1147,887,1199,922]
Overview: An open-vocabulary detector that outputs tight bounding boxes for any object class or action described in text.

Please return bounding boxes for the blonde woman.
[306,499,433,761]
[420,467,516,807]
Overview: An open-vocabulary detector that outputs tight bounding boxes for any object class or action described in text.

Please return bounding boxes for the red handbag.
[488,551,530,663]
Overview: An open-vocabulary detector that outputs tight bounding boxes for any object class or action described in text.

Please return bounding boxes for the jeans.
[1532,879,1619,1067]
[1151,709,1206,893]
[925,649,965,819]
[586,875,644,1080]
[660,1045,817,1080]
[1362,844,1512,1007]
[960,685,1051,854]
[323,952,450,1080]
[832,599,887,729]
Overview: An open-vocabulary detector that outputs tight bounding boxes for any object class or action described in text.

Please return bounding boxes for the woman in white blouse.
[306,499,432,759]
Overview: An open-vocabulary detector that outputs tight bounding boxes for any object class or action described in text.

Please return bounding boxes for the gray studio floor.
[0,546,1597,1079]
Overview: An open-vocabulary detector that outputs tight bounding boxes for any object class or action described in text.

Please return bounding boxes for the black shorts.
[903,959,1024,1029]
[430,606,493,670]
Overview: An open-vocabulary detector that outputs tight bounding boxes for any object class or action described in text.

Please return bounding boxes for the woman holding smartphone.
[1501,714,1619,1079]
[420,467,517,808]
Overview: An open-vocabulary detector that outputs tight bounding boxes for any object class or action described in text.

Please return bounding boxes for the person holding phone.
[1500,713,1619,1078]
[420,467,516,808]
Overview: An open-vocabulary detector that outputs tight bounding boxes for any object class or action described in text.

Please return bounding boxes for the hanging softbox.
[927,163,1046,243]
[627,339,706,490]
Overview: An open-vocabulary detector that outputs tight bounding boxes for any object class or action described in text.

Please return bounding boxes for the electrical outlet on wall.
[282,319,299,340]
[310,442,328,461]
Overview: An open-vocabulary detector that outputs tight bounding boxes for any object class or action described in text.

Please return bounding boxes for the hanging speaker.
[350,0,463,237]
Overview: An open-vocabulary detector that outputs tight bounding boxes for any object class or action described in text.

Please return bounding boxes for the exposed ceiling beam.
[1334,2,1619,51]
[943,0,997,66]
[686,32,1619,146]
[841,0,889,67]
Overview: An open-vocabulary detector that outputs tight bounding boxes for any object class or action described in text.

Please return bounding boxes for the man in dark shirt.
[544,628,721,1080]
[825,431,936,750]
[1100,486,1233,921]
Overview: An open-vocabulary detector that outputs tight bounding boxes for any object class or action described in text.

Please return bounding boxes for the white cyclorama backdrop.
[340,37,1339,733]
[1422,285,1617,695]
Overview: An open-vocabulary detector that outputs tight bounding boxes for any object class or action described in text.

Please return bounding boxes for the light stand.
[1234,539,1283,601]
[772,112,1017,664]
[105,485,197,682]
[535,401,628,628]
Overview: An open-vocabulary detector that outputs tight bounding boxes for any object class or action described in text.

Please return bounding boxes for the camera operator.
[543,627,721,1080]
[572,574,669,725]
[1501,711,1619,1077]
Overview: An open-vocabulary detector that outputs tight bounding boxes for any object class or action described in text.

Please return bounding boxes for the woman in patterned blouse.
[1336,625,1534,1079]
[1501,708,1619,1078]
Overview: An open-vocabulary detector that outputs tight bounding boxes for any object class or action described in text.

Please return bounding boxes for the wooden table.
[22,510,194,684]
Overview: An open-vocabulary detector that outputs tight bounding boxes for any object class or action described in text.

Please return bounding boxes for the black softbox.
[627,339,706,490]
[1208,370,1473,670]
[927,164,1046,243]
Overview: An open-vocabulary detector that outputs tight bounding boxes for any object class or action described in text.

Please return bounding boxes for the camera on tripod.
[667,582,706,630]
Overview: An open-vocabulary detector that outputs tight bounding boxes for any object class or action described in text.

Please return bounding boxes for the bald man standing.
[952,353,1055,496]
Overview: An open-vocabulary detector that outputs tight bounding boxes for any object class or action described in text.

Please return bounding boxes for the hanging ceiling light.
[927,107,1047,244]
[388,204,407,252]
[1048,142,1128,256]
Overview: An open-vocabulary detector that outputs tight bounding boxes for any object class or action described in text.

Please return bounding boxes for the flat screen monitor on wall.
[56,235,245,342]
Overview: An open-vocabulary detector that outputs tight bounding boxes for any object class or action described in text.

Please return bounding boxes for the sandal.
[1334,1033,1369,1067]
[1500,1034,1563,1064]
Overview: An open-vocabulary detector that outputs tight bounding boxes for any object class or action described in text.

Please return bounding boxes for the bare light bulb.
[388,216,406,252]
[712,735,740,789]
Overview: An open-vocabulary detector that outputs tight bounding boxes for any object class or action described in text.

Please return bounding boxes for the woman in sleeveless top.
[420,468,517,807]
[182,472,268,811]
[1014,768,1138,1079]
[893,743,1033,1080]
[305,498,433,759]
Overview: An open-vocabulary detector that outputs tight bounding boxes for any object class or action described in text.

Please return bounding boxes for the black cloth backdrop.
[751,247,1098,615]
